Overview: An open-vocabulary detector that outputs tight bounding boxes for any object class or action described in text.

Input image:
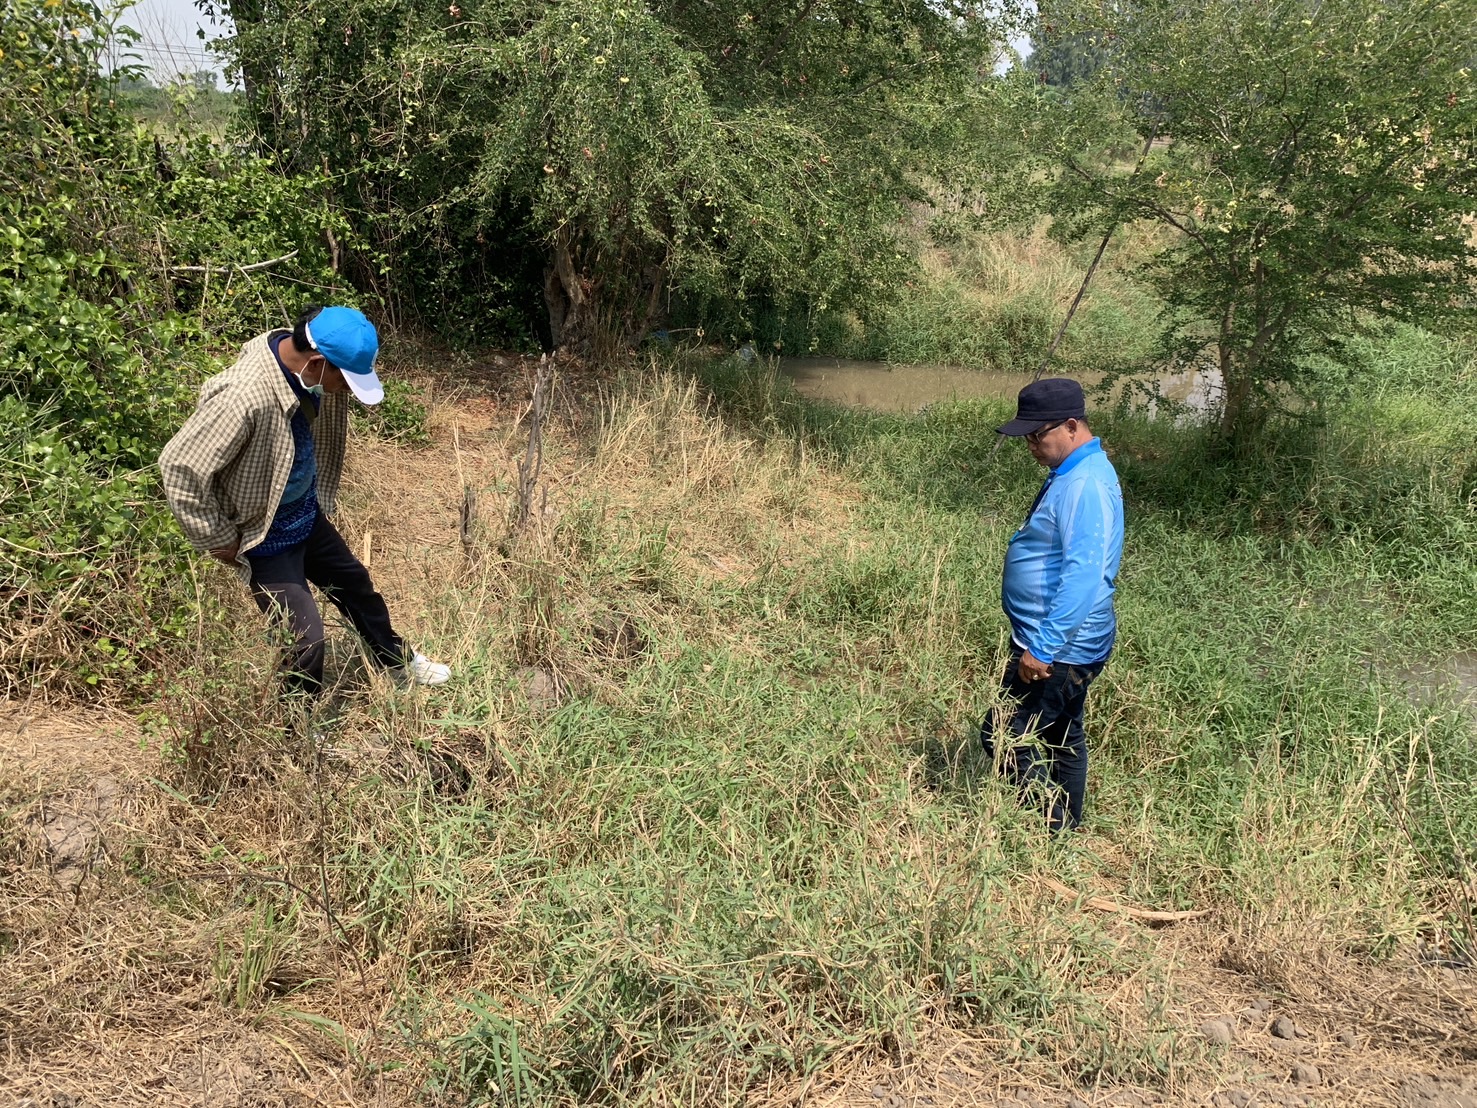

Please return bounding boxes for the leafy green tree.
[1040,0,1477,440]
[0,0,173,449]
[210,0,1021,351]
[1027,22,1103,89]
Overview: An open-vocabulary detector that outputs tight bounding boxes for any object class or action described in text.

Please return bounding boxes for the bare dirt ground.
[3,354,1475,1107]
[0,700,387,1107]
[815,935,1477,1108]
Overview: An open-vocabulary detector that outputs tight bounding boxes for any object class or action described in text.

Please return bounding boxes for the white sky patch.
[112,0,234,86]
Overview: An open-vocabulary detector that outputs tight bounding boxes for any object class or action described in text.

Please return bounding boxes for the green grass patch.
[124,344,1476,1105]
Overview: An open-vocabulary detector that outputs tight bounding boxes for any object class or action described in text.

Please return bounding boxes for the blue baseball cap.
[304,306,384,405]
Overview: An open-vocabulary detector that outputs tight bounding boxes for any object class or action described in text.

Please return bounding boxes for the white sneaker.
[391,651,452,686]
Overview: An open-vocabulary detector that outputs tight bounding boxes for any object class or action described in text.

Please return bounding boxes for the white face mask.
[294,360,326,399]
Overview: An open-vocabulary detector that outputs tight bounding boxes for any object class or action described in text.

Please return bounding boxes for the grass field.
[4,312,1476,1105]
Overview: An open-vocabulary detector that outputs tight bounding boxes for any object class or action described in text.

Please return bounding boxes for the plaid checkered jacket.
[159,331,348,579]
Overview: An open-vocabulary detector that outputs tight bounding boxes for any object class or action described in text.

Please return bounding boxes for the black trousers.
[981,647,1106,832]
[246,512,406,696]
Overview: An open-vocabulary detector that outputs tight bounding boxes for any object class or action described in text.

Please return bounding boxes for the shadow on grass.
[914,716,991,807]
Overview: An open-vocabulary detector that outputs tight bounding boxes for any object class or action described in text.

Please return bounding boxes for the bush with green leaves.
[351,377,431,446]
[1034,0,1477,441]
[155,137,361,337]
[0,221,174,461]
[0,399,198,692]
[0,0,367,695]
[0,0,192,692]
[0,0,181,445]
[212,0,1023,352]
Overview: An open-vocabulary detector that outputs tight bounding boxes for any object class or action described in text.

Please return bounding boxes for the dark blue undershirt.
[247,336,321,559]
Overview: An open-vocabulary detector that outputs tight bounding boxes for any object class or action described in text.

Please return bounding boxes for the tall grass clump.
[692,343,1477,948]
[406,376,1190,1101]
[394,365,1470,1098]
[373,383,1444,1090]
[11,352,1472,1105]
[130,372,1189,1104]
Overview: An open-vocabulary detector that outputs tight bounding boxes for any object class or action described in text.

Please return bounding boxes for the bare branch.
[172,249,299,274]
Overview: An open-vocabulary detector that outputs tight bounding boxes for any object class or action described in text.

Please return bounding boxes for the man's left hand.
[1017,650,1053,684]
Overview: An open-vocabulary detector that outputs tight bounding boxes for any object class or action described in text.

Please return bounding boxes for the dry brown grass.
[0,701,418,1105]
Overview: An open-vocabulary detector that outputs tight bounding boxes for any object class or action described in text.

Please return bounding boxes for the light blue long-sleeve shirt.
[1002,437,1123,666]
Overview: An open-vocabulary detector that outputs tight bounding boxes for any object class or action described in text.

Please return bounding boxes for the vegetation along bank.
[1,0,1474,1104]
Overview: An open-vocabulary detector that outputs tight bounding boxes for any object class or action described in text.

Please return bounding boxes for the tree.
[1039,0,1477,440]
[1027,21,1103,89]
[209,0,1022,351]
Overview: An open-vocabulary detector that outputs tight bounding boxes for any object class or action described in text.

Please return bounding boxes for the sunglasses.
[1025,420,1067,443]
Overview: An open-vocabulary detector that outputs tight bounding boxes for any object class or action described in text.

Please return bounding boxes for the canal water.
[777,357,1221,418]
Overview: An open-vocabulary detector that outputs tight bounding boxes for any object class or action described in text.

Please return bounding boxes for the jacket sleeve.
[1027,478,1118,664]
[158,396,254,552]
[311,392,349,517]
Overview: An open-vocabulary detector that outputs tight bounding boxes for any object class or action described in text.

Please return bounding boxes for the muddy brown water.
[777,356,1222,417]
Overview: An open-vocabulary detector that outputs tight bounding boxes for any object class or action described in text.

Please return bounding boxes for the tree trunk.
[543,229,594,353]
[1217,303,1243,440]
[627,261,667,345]
[1219,358,1251,441]
[221,0,279,147]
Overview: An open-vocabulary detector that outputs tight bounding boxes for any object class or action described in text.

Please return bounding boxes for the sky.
[114,0,233,84]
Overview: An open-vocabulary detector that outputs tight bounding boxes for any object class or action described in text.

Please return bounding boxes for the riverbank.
[2,350,1474,1106]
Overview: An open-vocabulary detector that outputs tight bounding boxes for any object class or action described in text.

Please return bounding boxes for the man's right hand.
[1017,649,1054,684]
[208,544,240,566]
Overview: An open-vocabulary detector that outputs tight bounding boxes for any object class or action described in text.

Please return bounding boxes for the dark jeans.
[246,512,407,696]
[981,647,1107,832]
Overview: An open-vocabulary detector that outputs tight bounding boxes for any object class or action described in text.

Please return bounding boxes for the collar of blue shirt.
[1049,436,1103,478]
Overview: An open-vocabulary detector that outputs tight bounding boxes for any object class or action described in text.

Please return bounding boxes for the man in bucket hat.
[985,377,1123,832]
[160,305,451,697]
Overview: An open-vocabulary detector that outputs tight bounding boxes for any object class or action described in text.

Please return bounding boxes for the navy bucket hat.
[996,378,1087,437]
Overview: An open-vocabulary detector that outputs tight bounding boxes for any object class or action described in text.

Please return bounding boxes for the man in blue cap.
[160,305,452,697]
[985,377,1123,832]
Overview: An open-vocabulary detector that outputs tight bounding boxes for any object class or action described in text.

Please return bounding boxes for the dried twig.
[459,487,478,562]
[513,354,554,535]
[1039,874,1210,924]
[171,249,299,275]
[452,422,478,562]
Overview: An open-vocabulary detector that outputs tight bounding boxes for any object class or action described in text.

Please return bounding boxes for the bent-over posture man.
[985,378,1123,831]
[160,305,451,695]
